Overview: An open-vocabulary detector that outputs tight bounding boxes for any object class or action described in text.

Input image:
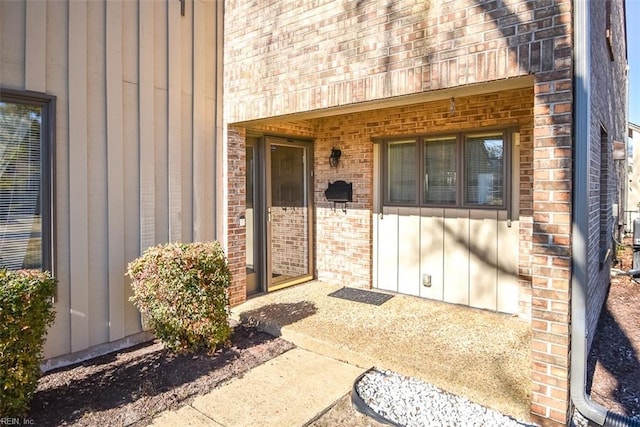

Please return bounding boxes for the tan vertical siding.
[25,1,46,92]
[67,0,90,352]
[106,0,126,341]
[138,0,156,252]
[86,1,109,346]
[1,0,223,361]
[168,0,182,242]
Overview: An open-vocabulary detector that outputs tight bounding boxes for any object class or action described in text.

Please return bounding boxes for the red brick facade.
[223,1,627,425]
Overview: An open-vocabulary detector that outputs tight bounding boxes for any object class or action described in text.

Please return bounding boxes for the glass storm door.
[265,137,313,291]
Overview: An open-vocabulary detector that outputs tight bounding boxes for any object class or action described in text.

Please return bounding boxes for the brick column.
[226,125,247,306]
[529,69,573,425]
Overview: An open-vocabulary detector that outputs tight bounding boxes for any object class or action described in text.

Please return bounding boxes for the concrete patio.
[231,281,533,422]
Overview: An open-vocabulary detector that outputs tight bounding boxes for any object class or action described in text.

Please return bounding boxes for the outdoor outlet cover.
[422,274,432,287]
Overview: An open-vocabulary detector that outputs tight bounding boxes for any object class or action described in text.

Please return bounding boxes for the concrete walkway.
[151,280,532,425]
[231,281,532,422]
[150,348,363,427]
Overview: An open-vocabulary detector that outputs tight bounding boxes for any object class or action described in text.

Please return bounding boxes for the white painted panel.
[25,0,46,92]
[375,207,399,292]
[497,212,520,314]
[398,208,420,296]
[420,208,444,300]
[106,0,126,342]
[68,0,89,352]
[469,210,498,311]
[443,209,469,306]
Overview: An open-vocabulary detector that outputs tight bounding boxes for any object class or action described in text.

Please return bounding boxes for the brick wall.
[271,207,309,277]
[225,0,569,124]
[584,0,628,347]
[313,89,535,298]
[226,125,247,306]
[224,0,578,424]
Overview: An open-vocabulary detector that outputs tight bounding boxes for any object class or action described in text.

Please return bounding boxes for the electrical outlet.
[422,274,432,287]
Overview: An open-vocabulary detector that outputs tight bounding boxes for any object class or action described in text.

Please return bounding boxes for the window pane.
[424,137,456,204]
[0,102,43,270]
[387,140,416,203]
[465,134,504,206]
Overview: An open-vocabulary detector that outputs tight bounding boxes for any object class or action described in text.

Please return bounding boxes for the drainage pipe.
[571,1,639,426]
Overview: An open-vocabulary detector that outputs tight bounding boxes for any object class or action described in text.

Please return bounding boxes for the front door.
[265,137,313,291]
[245,136,313,297]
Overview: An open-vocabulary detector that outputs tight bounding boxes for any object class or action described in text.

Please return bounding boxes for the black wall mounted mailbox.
[325,180,352,213]
[325,180,353,202]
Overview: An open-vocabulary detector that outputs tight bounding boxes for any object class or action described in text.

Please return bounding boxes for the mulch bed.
[23,245,640,426]
[27,326,294,426]
[586,241,640,419]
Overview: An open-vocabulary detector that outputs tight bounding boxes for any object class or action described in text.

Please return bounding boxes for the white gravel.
[355,369,539,427]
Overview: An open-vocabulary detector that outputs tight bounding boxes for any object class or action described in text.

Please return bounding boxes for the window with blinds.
[0,91,54,271]
[382,130,510,209]
[464,133,504,206]
[387,140,416,203]
[424,137,457,204]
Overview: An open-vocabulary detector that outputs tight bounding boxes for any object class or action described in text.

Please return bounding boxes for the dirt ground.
[26,243,640,426]
[586,240,640,420]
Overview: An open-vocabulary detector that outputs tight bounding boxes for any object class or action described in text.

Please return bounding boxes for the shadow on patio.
[231,281,532,422]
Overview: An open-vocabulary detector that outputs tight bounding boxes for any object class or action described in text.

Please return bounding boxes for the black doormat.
[328,287,394,306]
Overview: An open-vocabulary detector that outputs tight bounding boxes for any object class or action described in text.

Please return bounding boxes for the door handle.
[267,207,271,223]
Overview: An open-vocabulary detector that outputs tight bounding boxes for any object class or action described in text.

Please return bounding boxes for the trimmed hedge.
[127,241,232,354]
[0,269,56,417]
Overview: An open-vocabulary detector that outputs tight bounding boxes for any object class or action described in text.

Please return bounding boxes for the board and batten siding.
[0,0,224,362]
[374,208,520,314]
[373,141,521,315]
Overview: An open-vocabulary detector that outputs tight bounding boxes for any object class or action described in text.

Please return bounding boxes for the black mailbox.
[325,180,353,202]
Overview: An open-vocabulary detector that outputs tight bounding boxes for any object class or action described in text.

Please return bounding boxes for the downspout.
[571,0,640,426]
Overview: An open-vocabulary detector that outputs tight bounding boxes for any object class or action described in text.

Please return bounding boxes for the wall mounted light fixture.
[329,147,342,168]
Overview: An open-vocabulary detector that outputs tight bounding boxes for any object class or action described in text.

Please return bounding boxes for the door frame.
[245,134,314,296]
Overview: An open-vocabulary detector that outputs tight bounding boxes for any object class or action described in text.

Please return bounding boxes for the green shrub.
[127,241,232,354]
[0,269,56,417]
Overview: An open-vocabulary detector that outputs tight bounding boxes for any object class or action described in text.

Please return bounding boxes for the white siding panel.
[443,209,469,306]
[397,208,420,296]
[376,207,399,292]
[420,208,444,300]
[468,210,498,311]
[498,213,520,314]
